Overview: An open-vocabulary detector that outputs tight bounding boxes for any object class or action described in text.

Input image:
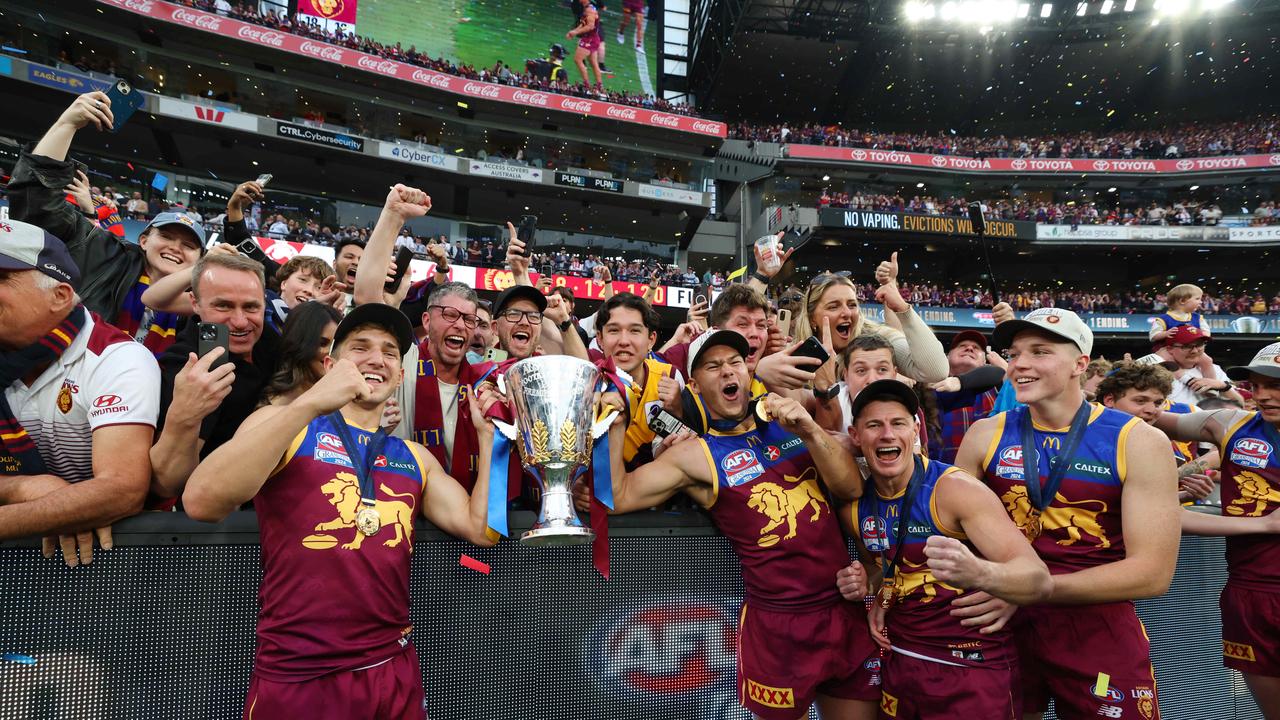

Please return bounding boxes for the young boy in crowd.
[1152,283,1217,378]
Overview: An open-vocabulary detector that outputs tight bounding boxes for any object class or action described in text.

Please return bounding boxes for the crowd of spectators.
[733,117,1280,159]
[808,281,1280,316]
[174,0,693,115]
[818,192,1234,226]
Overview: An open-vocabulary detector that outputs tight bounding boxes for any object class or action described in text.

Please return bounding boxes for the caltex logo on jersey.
[1230,438,1272,469]
[764,445,781,461]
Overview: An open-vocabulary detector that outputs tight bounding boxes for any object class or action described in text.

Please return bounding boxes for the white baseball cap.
[992,307,1093,357]
[1226,342,1280,381]
[687,329,749,377]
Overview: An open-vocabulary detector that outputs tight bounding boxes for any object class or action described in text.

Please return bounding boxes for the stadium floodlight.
[1202,0,1233,9]
[1017,2,1031,15]
[1123,0,1136,8]
[939,1,959,19]
[1155,0,1191,14]
[1076,1,1088,15]
[902,1,937,21]
[1100,0,1113,13]
[1040,2,1053,17]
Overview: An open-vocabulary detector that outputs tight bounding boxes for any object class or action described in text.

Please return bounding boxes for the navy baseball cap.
[493,284,548,315]
[144,211,206,247]
[334,303,415,357]
[0,219,81,288]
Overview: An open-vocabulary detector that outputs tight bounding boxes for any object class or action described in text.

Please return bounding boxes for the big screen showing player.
[329,0,661,97]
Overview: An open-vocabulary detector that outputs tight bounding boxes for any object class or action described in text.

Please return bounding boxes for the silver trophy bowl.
[497,355,617,546]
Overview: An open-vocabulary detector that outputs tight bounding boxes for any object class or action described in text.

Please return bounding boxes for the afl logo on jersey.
[722,449,765,486]
[1230,438,1273,469]
[317,432,345,453]
[861,516,890,552]
[996,445,1025,480]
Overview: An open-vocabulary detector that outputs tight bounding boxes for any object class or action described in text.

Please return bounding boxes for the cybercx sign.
[586,600,741,718]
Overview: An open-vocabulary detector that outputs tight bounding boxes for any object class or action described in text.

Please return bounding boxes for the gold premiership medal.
[1023,510,1042,543]
[356,504,381,536]
[879,584,896,609]
[755,399,772,423]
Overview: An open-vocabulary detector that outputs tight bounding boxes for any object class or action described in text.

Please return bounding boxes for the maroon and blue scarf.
[0,306,87,475]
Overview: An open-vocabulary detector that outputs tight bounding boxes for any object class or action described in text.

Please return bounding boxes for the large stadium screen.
[303,0,662,97]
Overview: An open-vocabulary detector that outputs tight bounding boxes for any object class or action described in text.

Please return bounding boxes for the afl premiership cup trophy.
[495,356,618,545]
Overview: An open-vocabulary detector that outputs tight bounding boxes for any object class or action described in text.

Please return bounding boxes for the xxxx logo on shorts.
[1224,640,1256,661]
[880,691,899,717]
[745,679,794,708]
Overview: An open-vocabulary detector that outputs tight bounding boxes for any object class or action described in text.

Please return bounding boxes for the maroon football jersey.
[700,422,851,610]
[1218,412,1280,589]
[252,414,428,681]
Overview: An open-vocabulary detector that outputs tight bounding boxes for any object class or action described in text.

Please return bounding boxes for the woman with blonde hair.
[794,253,948,396]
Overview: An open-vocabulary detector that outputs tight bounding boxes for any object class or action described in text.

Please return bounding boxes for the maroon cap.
[1168,324,1208,346]
[950,329,987,351]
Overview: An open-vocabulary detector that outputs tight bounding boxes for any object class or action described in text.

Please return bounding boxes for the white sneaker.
[616,32,625,44]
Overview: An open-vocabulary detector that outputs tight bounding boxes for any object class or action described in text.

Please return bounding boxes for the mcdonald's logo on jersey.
[1041,436,1061,451]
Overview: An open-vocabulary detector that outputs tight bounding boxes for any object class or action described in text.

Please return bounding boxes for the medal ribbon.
[864,456,926,601]
[1019,400,1092,513]
[327,412,390,514]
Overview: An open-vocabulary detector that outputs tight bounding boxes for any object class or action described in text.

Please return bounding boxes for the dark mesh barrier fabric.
[0,515,1265,720]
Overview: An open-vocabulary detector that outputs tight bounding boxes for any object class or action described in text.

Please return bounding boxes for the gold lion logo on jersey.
[891,554,962,604]
[1226,471,1280,517]
[310,472,417,551]
[1000,485,1110,548]
[747,467,828,547]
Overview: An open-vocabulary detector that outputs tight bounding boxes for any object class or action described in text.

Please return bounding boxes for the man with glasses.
[492,286,548,363]
[353,186,498,493]
[1164,325,1241,407]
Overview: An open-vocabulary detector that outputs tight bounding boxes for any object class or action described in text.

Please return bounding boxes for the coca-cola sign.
[356,56,399,76]
[171,7,221,30]
[299,40,344,62]
[606,106,638,120]
[692,120,723,134]
[561,99,594,113]
[512,90,550,106]
[236,25,285,47]
[412,69,452,89]
[462,82,501,98]
[122,0,156,12]
[649,113,680,128]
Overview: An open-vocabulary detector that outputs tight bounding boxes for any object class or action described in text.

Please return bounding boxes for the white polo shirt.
[1169,364,1230,407]
[3,311,160,483]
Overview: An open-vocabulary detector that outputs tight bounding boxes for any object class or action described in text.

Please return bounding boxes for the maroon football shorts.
[877,651,1019,720]
[1016,603,1160,720]
[1221,583,1280,677]
[244,645,425,720]
[737,599,879,719]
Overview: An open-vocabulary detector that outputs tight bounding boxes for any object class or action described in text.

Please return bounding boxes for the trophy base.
[520,525,596,546]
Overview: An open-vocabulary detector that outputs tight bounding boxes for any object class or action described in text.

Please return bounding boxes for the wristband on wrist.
[752,271,771,284]
[813,384,840,402]
[558,319,573,332]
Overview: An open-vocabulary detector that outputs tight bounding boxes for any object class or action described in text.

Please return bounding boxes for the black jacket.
[157,319,282,458]
[8,145,145,319]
